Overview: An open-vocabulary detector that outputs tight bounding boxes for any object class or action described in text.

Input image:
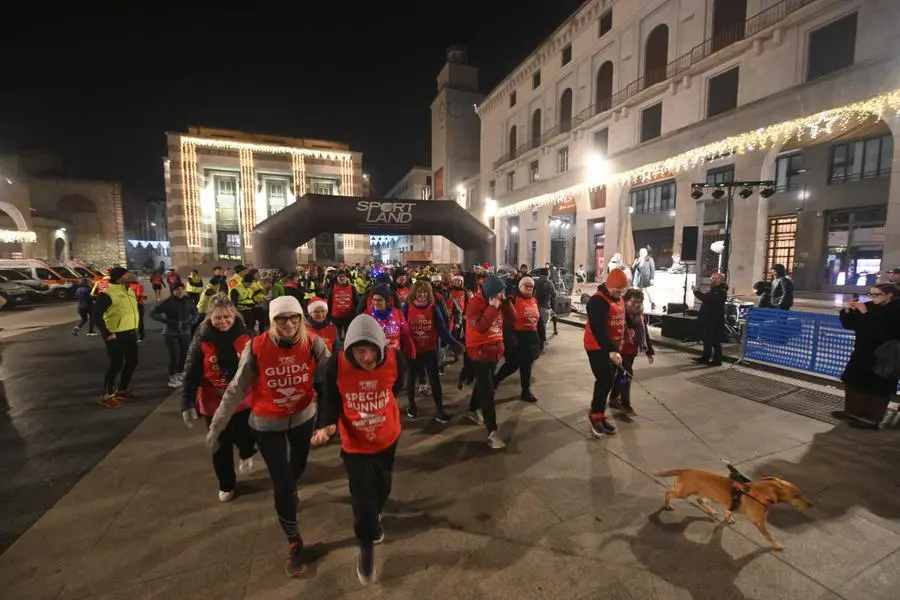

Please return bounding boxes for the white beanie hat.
[518,276,535,291]
[269,295,304,322]
[451,275,464,284]
[307,297,328,314]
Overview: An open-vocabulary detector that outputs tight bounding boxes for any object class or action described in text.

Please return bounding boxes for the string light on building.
[0,229,37,243]
[291,153,306,200]
[496,89,900,217]
[180,140,201,247]
[239,148,256,250]
[180,135,353,162]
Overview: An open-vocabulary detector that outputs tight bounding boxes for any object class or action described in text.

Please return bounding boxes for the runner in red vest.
[368,283,415,360]
[127,278,147,342]
[393,270,411,306]
[313,314,407,586]
[205,295,331,578]
[465,274,507,449]
[181,295,256,503]
[306,296,341,416]
[495,276,542,402]
[149,270,164,302]
[402,280,461,422]
[327,268,358,338]
[583,267,628,437]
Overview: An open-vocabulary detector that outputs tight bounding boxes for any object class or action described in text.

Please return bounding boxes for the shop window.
[764,216,797,281]
[807,12,857,82]
[774,153,804,192]
[629,180,676,215]
[824,206,886,287]
[706,165,734,186]
[829,134,893,184]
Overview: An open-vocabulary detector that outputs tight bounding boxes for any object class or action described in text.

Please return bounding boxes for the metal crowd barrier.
[741,307,855,381]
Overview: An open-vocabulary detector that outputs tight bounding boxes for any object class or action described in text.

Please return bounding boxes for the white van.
[0,260,74,299]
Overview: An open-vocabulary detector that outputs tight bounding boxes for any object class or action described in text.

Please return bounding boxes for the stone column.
[883,116,900,274]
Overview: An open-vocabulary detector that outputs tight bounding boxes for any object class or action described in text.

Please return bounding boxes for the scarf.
[204,320,247,379]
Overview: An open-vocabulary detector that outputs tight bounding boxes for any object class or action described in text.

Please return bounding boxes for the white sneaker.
[238,457,254,474]
[466,410,484,425]
[167,375,180,388]
[487,431,506,450]
[218,490,235,503]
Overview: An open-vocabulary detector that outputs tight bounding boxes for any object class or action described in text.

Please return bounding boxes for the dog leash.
[617,364,732,467]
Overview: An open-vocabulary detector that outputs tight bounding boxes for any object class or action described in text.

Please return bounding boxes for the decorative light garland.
[493,89,900,218]
[180,140,202,247]
[181,135,352,162]
[0,229,37,243]
[291,153,307,200]
[239,149,256,251]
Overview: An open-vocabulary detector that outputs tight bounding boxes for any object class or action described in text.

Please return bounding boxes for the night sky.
[0,2,584,200]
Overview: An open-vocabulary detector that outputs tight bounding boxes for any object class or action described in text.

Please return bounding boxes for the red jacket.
[465,293,505,363]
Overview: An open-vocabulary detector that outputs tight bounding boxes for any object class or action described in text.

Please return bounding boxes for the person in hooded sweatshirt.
[150,281,198,388]
[368,283,416,361]
[206,295,330,578]
[181,295,256,502]
[313,314,407,587]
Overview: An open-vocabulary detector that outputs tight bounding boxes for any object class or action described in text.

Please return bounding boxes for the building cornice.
[477,0,609,118]
[173,134,354,162]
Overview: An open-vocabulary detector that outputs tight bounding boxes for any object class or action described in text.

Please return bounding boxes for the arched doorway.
[596,61,614,113]
[0,201,30,259]
[559,88,573,133]
[713,0,747,51]
[509,125,518,160]
[531,109,542,148]
[644,25,669,87]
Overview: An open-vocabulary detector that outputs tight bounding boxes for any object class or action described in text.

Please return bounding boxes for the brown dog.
[655,468,813,550]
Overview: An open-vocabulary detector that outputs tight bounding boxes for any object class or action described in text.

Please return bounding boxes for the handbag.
[873,339,900,380]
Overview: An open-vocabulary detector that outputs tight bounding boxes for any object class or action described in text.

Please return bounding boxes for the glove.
[182,408,198,429]
[205,427,220,453]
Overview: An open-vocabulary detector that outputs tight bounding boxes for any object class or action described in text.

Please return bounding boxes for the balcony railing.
[496,0,817,171]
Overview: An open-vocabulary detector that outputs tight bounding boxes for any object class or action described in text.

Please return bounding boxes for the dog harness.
[727,464,771,511]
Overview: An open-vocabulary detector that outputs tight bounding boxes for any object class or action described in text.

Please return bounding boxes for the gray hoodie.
[206,331,330,445]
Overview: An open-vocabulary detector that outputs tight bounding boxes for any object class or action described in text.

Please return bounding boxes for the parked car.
[0,277,31,308]
[0,268,51,301]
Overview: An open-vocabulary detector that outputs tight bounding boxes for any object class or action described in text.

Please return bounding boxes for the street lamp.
[691,180,776,280]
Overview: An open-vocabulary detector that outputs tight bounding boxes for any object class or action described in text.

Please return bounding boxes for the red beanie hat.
[606,268,628,289]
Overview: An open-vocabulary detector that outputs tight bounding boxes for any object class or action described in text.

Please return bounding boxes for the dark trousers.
[700,325,722,363]
[253,306,269,333]
[239,309,257,335]
[103,330,139,395]
[204,410,256,492]
[843,386,891,423]
[495,356,534,395]
[255,419,315,543]
[342,442,398,548]
[407,351,444,412]
[334,317,352,340]
[164,334,191,375]
[76,305,93,332]
[469,359,498,433]
[587,350,615,414]
[137,303,145,340]
[609,354,636,407]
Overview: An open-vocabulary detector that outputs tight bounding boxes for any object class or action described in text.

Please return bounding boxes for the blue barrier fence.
[742,307,854,380]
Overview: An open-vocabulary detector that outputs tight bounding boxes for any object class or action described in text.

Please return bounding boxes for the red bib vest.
[331,284,354,318]
[309,322,338,352]
[337,350,401,454]
[370,307,405,350]
[250,334,318,418]
[196,335,251,416]
[466,295,504,349]
[512,296,540,332]
[407,303,438,353]
[584,289,626,351]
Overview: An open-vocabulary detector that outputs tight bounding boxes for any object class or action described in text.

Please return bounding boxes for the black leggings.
[205,410,256,492]
[587,350,615,414]
[164,334,191,376]
[468,359,498,433]
[407,351,443,412]
[255,419,315,544]
[495,356,534,394]
[343,442,398,548]
[609,354,636,407]
[76,306,93,332]
[103,330,139,395]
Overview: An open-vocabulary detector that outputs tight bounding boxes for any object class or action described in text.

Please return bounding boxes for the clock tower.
[430,46,482,206]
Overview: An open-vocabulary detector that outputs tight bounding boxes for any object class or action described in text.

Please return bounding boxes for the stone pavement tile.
[833,547,900,600]
[90,559,251,600]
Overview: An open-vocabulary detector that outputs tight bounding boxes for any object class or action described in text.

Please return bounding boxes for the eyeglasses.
[274,315,301,325]
[870,291,886,297]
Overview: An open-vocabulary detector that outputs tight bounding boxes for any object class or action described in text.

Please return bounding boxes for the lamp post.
[690,180,776,281]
